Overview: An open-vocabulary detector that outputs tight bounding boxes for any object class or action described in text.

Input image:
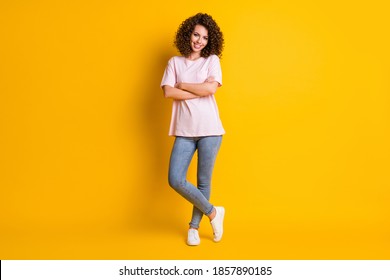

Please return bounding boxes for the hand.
[174,82,182,89]
[205,76,216,83]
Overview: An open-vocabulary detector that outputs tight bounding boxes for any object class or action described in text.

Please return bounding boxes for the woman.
[160,13,225,246]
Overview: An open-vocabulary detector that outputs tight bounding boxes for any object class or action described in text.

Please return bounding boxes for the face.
[190,24,208,54]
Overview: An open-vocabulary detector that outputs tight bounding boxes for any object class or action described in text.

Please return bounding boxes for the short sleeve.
[208,55,222,86]
[160,57,176,88]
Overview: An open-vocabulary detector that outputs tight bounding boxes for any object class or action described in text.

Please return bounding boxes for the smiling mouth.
[193,43,202,49]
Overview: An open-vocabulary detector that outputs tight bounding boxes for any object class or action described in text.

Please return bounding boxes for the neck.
[187,53,201,61]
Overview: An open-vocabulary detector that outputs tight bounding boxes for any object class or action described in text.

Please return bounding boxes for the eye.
[204,37,208,40]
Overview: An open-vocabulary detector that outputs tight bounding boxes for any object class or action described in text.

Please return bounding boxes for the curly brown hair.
[174,13,224,58]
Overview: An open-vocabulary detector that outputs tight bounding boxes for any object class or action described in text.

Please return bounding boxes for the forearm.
[177,81,219,97]
[162,85,199,100]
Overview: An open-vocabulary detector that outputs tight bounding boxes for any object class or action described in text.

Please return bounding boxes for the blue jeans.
[168,136,222,229]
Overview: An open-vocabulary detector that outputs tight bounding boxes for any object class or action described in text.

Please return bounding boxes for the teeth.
[192,43,202,50]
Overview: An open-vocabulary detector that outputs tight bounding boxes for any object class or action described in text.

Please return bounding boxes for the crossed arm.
[162,78,219,100]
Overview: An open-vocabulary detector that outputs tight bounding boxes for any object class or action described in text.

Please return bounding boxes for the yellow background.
[1,0,389,259]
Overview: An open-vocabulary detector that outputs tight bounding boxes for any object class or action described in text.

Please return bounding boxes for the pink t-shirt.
[160,55,225,137]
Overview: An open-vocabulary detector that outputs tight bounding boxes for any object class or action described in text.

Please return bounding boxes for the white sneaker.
[210,206,225,242]
[187,228,200,246]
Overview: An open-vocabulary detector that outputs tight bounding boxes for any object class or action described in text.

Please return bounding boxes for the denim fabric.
[168,136,222,229]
